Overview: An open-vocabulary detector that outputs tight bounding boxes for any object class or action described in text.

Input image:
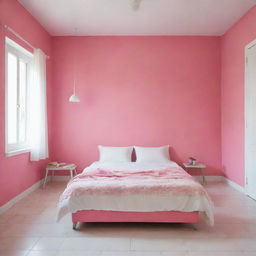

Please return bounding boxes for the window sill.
[5,149,30,157]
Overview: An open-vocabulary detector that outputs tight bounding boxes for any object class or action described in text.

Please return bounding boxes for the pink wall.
[0,0,52,206]
[221,6,256,186]
[4,0,249,206]
[51,36,222,175]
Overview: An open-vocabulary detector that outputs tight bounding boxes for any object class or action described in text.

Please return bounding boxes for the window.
[5,38,33,156]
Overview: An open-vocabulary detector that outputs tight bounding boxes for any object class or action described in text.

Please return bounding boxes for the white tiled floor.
[0,181,256,256]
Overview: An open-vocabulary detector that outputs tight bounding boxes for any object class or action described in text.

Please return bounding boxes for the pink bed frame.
[72,210,199,229]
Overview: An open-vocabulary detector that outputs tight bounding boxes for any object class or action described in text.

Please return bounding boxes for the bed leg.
[73,222,78,230]
[191,223,198,231]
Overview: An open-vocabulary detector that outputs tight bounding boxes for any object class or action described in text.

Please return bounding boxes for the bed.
[57,161,214,229]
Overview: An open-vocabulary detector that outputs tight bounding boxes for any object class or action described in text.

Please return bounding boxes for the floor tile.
[31,237,64,250]
[131,238,185,251]
[243,252,256,256]
[60,237,130,251]
[27,251,57,256]
[0,250,28,256]
[161,252,188,256]
[0,237,39,251]
[184,238,256,251]
[188,252,244,256]
[101,252,162,256]
[0,181,256,255]
[56,251,100,256]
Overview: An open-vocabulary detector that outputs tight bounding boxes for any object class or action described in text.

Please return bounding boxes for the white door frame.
[244,38,256,196]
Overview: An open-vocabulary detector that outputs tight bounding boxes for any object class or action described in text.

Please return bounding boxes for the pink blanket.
[59,167,208,202]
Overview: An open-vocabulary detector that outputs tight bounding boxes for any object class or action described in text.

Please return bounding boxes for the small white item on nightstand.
[183,163,206,184]
[188,157,197,165]
[43,163,77,188]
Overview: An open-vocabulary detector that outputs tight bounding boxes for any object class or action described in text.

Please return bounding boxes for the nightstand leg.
[51,170,55,182]
[201,169,205,184]
[43,169,49,188]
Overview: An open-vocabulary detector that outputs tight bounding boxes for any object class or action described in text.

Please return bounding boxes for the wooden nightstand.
[183,163,206,184]
[43,163,77,188]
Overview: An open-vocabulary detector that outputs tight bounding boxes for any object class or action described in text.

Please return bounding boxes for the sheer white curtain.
[28,49,49,161]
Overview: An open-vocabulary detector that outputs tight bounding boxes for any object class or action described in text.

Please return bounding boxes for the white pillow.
[98,146,133,162]
[134,145,170,163]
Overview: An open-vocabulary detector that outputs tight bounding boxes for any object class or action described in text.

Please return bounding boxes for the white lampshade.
[70,28,80,103]
[69,93,80,102]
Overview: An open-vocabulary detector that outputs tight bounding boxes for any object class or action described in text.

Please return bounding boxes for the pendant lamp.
[69,28,80,103]
[69,78,80,102]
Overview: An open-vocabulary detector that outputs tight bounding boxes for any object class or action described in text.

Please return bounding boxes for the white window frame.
[5,37,33,157]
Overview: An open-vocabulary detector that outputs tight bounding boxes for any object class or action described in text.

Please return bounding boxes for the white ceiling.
[18,0,256,36]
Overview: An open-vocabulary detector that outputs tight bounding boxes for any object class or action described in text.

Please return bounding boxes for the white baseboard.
[224,178,245,194]
[0,178,43,214]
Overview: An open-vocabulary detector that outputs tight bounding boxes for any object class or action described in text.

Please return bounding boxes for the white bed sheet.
[57,161,214,225]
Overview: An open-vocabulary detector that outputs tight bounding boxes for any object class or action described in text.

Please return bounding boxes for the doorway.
[245,39,256,200]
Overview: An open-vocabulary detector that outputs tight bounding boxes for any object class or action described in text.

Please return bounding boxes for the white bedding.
[57,161,214,225]
[87,161,179,172]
